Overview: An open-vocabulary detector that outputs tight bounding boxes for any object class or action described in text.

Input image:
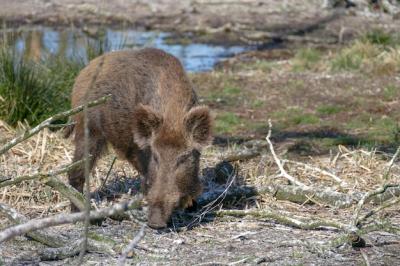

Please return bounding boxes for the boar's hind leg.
[68,127,106,212]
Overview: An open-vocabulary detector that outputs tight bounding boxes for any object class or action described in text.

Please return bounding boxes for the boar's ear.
[184,106,213,145]
[133,104,163,147]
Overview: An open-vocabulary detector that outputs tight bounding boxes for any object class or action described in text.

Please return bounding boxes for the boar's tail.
[63,123,75,138]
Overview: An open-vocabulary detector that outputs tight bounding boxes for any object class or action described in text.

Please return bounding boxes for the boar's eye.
[176,153,190,167]
[152,153,159,164]
[176,149,200,167]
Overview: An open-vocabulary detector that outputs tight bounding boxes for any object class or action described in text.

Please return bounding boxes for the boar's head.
[133,104,212,229]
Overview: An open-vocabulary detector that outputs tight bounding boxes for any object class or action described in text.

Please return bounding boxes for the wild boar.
[65,48,212,229]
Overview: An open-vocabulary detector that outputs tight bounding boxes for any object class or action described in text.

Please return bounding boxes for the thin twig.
[118,225,146,266]
[266,120,309,189]
[360,250,371,266]
[47,122,76,128]
[188,166,238,228]
[78,56,106,262]
[100,156,117,191]
[283,159,348,187]
[384,145,400,177]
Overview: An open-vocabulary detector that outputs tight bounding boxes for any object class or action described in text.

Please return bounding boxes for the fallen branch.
[0,203,65,248]
[259,184,356,208]
[197,184,353,209]
[0,95,110,156]
[216,209,355,232]
[0,197,142,243]
[197,182,400,210]
[99,156,117,191]
[0,203,115,260]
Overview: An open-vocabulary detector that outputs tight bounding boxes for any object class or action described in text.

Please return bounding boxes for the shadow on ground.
[90,160,257,232]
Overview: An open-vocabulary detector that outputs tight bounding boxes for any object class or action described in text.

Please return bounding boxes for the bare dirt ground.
[196,55,400,147]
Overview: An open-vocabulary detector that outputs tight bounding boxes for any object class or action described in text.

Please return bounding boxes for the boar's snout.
[147,203,173,229]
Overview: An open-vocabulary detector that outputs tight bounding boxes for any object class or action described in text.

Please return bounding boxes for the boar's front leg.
[68,124,106,212]
[124,146,152,195]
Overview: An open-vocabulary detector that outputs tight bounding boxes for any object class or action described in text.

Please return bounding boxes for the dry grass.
[290,40,400,75]
[0,118,399,230]
[0,120,137,218]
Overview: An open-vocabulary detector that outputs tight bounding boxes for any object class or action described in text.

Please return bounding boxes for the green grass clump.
[345,115,400,144]
[251,99,264,108]
[215,112,242,134]
[290,113,319,125]
[292,48,321,71]
[331,41,379,71]
[86,38,112,62]
[383,84,399,101]
[223,86,241,95]
[236,60,276,72]
[363,29,400,46]
[330,34,400,74]
[0,49,58,126]
[0,48,82,126]
[370,117,400,143]
[316,105,342,116]
[204,81,245,107]
[273,108,319,126]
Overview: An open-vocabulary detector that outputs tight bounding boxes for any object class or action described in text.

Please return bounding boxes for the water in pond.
[3,27,248,72]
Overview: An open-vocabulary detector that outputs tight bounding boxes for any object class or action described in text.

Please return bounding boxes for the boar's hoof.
[180,195,194,209]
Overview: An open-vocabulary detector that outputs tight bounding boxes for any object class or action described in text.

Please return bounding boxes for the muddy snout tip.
[147,221,168,230]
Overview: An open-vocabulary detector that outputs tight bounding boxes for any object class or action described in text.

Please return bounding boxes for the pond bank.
[0,0,399,46]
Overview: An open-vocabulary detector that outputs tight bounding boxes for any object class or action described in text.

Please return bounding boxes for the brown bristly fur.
[66,48,213,228]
